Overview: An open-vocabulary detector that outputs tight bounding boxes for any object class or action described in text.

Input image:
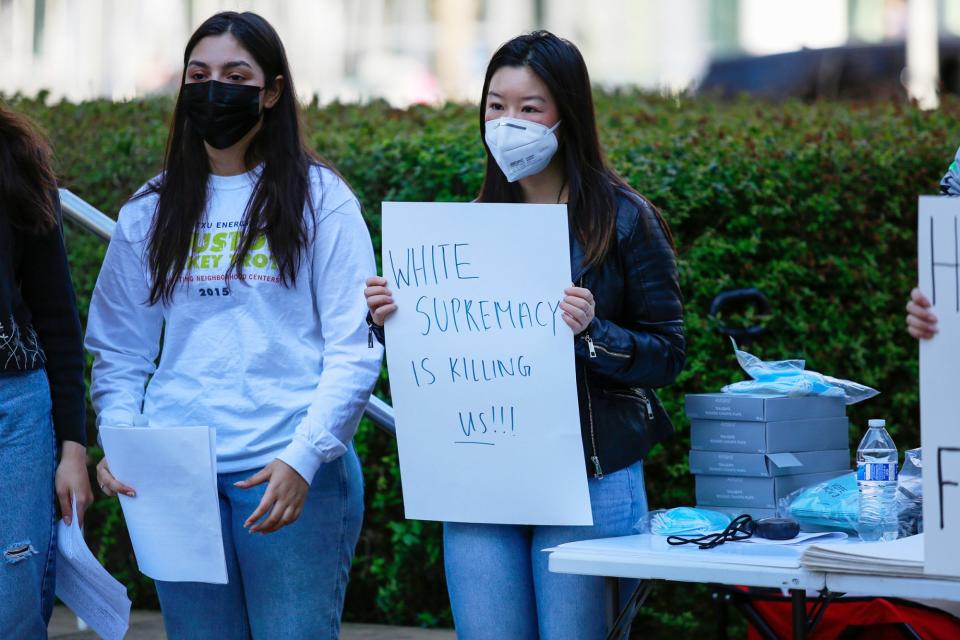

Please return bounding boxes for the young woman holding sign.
[86,12,381,638]
[365,31,684,640]
[0,105,93,638]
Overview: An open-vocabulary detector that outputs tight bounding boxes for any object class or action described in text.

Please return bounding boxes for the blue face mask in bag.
[647,507,732,536]
[783,472,858,532]
[720,339,879,405]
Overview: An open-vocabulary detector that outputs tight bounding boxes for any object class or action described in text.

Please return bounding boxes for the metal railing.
[58,188,397,436]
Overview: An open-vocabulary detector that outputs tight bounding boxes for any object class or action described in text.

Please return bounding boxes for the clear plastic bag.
[898,448,923,538]
[780,471,859,533]
[721,339,879,405]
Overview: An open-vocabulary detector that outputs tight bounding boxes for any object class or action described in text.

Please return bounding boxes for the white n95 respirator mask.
[484,117,561,182]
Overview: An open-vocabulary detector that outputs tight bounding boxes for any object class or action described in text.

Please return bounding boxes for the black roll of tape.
[754,517,800,540]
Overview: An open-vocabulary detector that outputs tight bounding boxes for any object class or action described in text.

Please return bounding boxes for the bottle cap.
[868,419,886,427]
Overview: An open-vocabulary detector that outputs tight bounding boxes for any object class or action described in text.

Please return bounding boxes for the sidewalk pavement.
[49,607,456,639]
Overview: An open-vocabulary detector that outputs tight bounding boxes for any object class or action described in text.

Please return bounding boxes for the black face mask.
[180,80,262,150]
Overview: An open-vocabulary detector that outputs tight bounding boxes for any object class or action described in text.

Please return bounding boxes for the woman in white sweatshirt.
[85,12,382,639]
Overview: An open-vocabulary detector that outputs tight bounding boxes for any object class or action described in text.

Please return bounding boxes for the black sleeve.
[573,198,686,388]
[20,198,87,445]
[941,148,960,196]
[367,311,385,346]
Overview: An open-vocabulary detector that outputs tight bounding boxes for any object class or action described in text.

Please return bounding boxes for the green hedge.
[7,90,954,635]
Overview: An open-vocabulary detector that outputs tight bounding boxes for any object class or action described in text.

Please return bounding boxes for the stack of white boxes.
[685,393,851,520]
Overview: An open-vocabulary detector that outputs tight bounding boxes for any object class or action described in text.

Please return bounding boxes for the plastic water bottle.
[856,419,899,542]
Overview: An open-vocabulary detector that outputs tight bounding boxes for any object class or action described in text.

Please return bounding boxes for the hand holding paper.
[55,441,94,526]
[559,285,596,334]
[364,275,396,326]
[95,456,136,498]
[906,287,938,339]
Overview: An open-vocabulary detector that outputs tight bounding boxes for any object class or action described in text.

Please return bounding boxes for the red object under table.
[744,592,960,639]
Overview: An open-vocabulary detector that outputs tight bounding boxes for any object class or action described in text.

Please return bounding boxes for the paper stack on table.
[100,425,227,583]
[800,533,944,578]
[55,500,131,640]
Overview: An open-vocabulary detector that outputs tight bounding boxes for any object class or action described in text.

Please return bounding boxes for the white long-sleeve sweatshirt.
[85,164,383,484]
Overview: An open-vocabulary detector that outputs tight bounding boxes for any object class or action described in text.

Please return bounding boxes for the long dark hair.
[0,105,58,234]
[143,11,322,304]
[477,31,674,267]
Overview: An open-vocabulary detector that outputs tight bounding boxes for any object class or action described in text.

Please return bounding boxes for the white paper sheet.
[54,499,131,640]
[382,202,591,525]
[741,531,848,546]
[100,426,227,583]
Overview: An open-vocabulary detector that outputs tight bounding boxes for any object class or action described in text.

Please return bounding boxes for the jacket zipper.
[577,276,599,360]
[604,388,655,420]
[368,326,374,348]
[636,389,655,420]
[583,363,603,479]
[577,277,603,478]
[589,341,629,359]
[584,334,597,358]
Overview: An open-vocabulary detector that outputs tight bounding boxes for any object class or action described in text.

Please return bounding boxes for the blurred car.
[698,38,960,100]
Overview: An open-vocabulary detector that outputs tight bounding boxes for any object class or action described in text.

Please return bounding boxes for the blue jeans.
[0,369,57,640]
[444,460,647,640]
[155,445,364,640]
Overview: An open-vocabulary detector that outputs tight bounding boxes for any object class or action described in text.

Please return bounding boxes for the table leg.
[723,586,779,640]
[606,580,654,640]
[605,577,618,630]
[713,589,729,640]
[791,589,807,640]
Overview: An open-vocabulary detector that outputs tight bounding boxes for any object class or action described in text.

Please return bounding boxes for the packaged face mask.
[782,472,858,532]
[645,507,732,536]
[898,448,922,537]
[721,339,879,405]
[484,117,560,182]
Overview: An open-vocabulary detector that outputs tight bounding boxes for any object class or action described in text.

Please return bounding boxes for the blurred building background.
[1,0,959,105]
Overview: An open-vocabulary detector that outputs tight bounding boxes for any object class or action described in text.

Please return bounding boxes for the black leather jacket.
[369,189,684,478]
[572,189,685,478]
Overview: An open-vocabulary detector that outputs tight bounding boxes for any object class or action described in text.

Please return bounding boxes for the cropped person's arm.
[941,146,960,196]
[20,198,86,445]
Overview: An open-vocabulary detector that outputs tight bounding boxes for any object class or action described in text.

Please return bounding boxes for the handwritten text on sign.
[382,202,591,525]
[918,196,960,578]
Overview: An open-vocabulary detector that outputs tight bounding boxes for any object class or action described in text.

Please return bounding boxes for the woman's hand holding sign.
[906,287,938,340]
[365,276,396,327]
[560,285,596,334]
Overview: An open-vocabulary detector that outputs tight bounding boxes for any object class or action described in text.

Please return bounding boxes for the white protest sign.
[918,196,960,578]
[382,202,592,526]
[100,426,227,583]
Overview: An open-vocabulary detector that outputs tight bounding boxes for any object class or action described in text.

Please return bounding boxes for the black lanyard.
[666,514,756,550]
[666,514,801,549]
